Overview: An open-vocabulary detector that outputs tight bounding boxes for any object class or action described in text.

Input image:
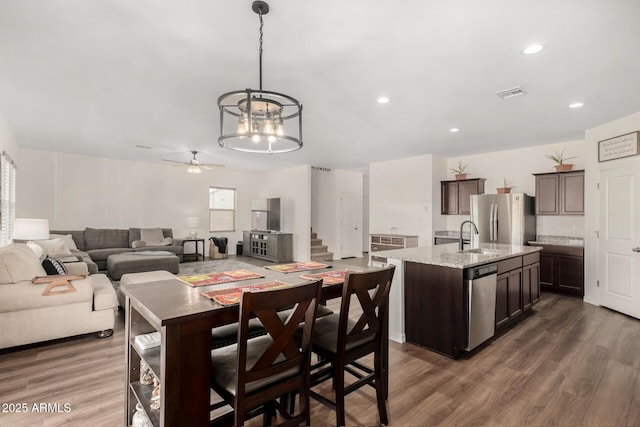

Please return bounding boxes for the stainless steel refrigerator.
[469,193,536,246]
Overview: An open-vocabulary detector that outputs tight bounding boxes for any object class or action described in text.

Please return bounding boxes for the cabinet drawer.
[498,256,522,274]
[523,252,540,266]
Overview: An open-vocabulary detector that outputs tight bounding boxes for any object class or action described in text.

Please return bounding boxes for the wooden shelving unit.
[125,305,161,426]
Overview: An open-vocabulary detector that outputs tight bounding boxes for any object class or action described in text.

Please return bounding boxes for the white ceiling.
[1,0,639,172]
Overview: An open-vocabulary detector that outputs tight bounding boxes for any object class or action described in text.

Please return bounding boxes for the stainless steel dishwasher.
[464,263,498,351]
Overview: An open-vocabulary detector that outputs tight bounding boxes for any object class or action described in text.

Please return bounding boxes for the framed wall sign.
[598,131,639,162]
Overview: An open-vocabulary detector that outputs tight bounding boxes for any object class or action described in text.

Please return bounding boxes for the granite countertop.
[375,243,542,269]
[528,235,584,247]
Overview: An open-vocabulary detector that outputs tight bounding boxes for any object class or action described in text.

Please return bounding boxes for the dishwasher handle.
[464,263,498,280]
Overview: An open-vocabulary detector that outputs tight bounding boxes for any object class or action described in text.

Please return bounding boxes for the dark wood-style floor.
[1,257,639,426]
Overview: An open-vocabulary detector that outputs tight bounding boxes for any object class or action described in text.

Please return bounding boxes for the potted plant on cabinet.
[449,161,468,180]
[546,148,576,172]
[496,178,513,194]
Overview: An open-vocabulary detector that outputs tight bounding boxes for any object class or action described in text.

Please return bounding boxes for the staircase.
[310,230,333,262]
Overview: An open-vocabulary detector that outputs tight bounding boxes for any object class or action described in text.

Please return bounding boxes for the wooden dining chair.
[210,279,323,427]
[308,266,395,426]
[211,305,333,349]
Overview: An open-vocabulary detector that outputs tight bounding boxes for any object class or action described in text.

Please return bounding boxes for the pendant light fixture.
[217,1,303,154]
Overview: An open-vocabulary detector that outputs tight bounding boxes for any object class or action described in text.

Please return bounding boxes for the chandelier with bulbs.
[217,1,303,154]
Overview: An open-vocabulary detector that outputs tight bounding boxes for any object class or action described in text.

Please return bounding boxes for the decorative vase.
[554,164,573,172]
[496,187,511,194]
[455,174,467,180]
[132,403,153,427]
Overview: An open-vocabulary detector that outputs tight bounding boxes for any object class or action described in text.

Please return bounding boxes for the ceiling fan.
[162,150,224,174]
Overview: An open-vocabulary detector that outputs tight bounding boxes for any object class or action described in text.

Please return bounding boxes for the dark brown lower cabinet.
[539,253,554,287]
[495,252,539,330]
[495,269,523,328]
[530,244,584,297]
[522,261,541,311]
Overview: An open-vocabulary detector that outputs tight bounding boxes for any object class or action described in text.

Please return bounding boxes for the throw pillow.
[49,233,79,251]
[0,243,47,283]
[42,257,68,275]
[131,240,146,249]
[35,238,72,259]
[155,237,172,246]
[140,228,168,246]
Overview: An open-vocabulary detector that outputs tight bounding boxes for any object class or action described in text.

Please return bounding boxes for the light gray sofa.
[0,244,117,349]
[50,228,185,274]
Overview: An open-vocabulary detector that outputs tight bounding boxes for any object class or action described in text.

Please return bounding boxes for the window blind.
[0,152,16,247]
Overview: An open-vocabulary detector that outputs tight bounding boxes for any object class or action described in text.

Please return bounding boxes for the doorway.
[340,192,359,258]
[598,162,640,319]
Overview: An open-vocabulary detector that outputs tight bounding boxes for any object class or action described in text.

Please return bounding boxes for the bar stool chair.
[308,266,395,426]
[211,304,333,349]
[210,279,323,427]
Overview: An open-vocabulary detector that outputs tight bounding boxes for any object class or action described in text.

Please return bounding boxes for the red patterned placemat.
[265,261,330,274]
[178,269,264,287]
[200,280,291,305]
[299,269,352,285]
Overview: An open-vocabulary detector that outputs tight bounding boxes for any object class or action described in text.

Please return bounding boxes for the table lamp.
[12,218,50,258]
[186,217,200,238]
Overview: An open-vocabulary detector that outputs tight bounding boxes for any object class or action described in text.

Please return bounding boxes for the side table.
[180,238,205,261]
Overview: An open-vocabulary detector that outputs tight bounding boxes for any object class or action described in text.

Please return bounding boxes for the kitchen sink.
[457,248,507,255]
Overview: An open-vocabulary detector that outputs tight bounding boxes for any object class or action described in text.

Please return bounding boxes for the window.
[1,152,16,247]
[209,187,236,232]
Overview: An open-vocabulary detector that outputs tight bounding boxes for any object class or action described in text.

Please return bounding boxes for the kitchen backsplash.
[443,211,585,239]
[536,215,584,238]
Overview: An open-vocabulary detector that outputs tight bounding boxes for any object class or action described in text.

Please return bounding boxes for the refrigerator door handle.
[489,203,495,242]
[493,203,498,242]
[491,203,498,243]
[489,203,494,241]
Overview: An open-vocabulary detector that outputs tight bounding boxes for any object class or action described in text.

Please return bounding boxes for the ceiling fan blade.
[200,163,225,169]
[162,159,188,165]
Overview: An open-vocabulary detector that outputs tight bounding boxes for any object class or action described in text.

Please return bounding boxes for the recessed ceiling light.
[569,102,584,108]
[522,44,544,55]
[377,96,390,104]
[449,128,460,133]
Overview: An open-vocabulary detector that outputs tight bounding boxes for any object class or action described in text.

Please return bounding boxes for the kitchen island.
[375,242,542,358]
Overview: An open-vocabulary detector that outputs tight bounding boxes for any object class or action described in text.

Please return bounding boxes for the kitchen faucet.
[459,220,479,250]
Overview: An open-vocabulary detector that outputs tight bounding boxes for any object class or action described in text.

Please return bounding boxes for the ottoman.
[107,251,180,281]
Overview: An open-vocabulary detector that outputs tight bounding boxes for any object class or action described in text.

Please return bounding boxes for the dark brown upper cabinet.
[533,170,584,215]
[441,178,486,215]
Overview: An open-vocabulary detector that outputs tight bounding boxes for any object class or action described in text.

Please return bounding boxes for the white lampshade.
[12,218,50,258]
[186,217,200,228]
[12,218,50,240]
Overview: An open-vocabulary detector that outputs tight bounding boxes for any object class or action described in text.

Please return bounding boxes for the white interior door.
[599,163,640,319]
[340,192,359,258]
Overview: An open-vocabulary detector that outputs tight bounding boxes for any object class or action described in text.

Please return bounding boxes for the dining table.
[121,265,387,426]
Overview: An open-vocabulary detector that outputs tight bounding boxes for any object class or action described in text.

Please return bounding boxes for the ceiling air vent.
[496,86,526,100]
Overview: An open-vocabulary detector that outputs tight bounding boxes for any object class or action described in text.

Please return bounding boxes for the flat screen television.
[251,198,280,231]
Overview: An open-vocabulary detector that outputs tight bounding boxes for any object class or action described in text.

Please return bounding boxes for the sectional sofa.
[51,228,185,274]
[0,244,117,349]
